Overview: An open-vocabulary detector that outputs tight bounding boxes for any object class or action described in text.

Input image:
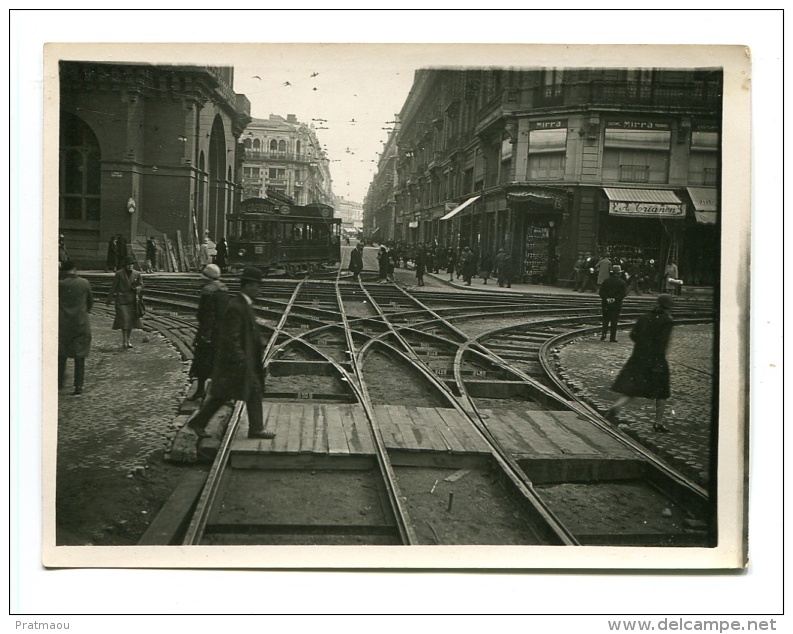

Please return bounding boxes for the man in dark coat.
[598,264,628,342]
[460,247,475,286]
[215,237,228,272]
[377,245,389,283]
[59,260,93,395]
[348,242,364,281]
[187,267,276,439]
[577,252,598,292]
[106,234,119,272]
[145,236,158,272]
[189,264,229,400]
[495,247,512,288]
[606,294,675,433]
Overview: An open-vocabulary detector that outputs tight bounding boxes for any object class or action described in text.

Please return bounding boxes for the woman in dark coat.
[106,256,143,349]
[606,294,675,432]
[189,264,229,399]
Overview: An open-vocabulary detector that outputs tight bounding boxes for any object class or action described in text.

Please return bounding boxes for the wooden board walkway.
[229,402,636,463]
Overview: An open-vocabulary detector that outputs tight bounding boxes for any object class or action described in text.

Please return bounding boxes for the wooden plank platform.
[229,402,636,469]
[481,409,636,459]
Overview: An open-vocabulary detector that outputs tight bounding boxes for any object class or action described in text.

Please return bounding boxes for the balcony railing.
[584,80,722,108]
[243,149,313,162]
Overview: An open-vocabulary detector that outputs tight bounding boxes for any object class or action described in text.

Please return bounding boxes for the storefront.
[599,187,686,285]
[506,189,567,285]
[681,186,719,286]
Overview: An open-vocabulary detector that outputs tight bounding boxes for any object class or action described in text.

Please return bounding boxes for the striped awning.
[687,187,718,224]
[603,188,682,204]
[441,195,480,221]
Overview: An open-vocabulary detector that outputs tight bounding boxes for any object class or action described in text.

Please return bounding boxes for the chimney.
[287,114,297,123]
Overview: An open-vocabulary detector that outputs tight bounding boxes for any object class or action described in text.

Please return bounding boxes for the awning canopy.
[603,188,685,219]
[441,195,480,221]
[687,187,718,224]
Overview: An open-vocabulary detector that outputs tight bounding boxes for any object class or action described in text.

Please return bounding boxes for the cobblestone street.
[555,323,715,485]
[55,309,193,545]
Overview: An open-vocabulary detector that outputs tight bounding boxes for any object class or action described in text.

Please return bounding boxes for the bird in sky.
[252,75,261,80]
[350,118,356,123]
[313,87,318,91]
[283,81,291,86]
[311,71,319,77]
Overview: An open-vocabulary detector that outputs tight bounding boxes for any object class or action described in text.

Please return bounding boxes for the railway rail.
[83,271,716,547]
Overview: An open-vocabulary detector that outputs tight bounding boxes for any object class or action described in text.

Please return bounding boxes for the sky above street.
[230,45,419,203]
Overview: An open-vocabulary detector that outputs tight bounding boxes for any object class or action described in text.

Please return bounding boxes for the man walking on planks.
[187,267,276,439]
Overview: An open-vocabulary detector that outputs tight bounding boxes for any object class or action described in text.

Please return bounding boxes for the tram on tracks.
[226,197,341,276]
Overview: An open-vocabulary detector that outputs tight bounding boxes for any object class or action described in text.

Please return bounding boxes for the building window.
[252,138,261,150]
[296,140,301,155]
[270,140,278,152]
[60,112,101,223]
[688,152,718,186]
[244,138,252,149]
[602,128,670,183]
[528,128,567,180]
[278,140,286,152]
[269,168,286,181]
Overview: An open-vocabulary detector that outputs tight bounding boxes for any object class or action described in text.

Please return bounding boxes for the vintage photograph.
[41,41,750,571]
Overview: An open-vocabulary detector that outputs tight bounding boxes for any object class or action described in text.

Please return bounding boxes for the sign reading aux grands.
[609,201,685,218]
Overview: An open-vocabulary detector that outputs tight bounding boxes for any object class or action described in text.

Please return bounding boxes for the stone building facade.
[240,114,333,207]
[58,62,251,267]
[364,68,722,287]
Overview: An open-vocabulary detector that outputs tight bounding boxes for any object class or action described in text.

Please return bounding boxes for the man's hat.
[611,265,622,274]
[123,256,136,266]
[201,264,221,280]
[657,294,674,309]
[61,259,76,271]
[240,267,264,283]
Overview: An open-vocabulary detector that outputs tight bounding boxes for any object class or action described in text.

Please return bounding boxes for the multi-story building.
[364,124,400,242]
[364,68,722,287]
[241,114,334,208]
[58,62,251,267]
[333,195,364,230]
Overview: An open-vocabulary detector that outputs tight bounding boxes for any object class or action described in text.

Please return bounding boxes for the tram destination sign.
[609,200,685,218]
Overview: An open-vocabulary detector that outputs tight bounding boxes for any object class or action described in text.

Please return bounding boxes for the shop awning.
[687,187,718,224]
[603,188,685,219]
[440,195,480,221]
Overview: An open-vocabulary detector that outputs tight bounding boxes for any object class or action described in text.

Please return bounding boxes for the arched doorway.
[208,115,227,241]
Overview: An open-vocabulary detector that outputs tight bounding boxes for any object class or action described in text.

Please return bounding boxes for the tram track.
[82,273,715,547]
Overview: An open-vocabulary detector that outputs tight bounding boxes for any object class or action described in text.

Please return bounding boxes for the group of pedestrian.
[573,250,683,297]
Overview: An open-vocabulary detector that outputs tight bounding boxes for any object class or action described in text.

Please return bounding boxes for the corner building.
[365,68,722,287]
[59,62,251,267]
[240,114,334,207]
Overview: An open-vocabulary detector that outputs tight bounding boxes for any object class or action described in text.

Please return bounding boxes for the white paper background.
[9,8,784,623]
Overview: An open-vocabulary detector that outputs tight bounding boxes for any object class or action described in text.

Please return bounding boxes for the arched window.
[278,140,286,152]
[60,112,101,222]
[296,140,301,155]
[252,138,261,150]
[270,140,278,152]
[243,138,252,149]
